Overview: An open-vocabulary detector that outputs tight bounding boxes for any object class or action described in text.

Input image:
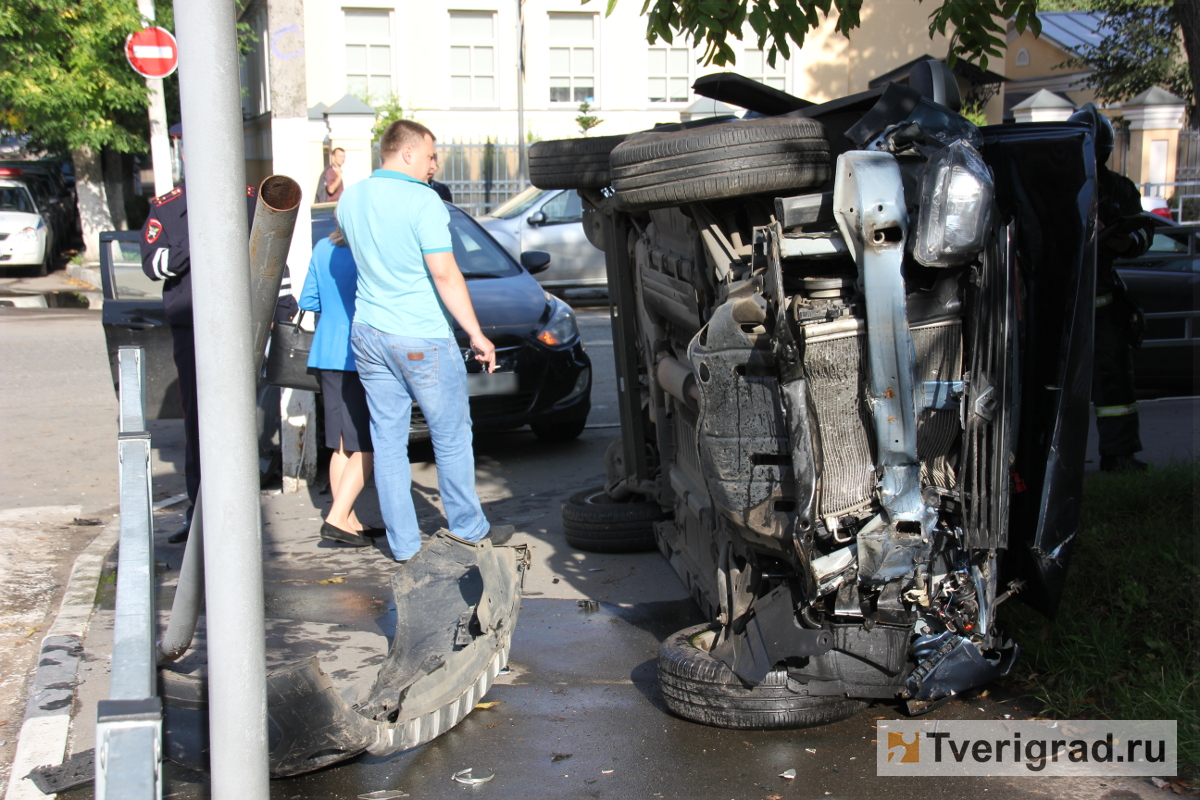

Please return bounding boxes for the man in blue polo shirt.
[337,119,513,561]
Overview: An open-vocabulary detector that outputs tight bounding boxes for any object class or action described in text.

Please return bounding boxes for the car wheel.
[561,485,666,553]
[610,117,830,211]
[529,134,627,190]
[531,416,587,442]
[658,624,867,729]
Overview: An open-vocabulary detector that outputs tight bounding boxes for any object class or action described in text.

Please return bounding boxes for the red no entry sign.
[125,26,178,79]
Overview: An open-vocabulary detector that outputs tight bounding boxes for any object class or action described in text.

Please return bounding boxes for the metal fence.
[435,141,526,217]
[1177,129,1200,182]
[370,139,527,217]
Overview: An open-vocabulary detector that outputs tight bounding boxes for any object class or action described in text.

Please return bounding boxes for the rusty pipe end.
[259,175,303,213]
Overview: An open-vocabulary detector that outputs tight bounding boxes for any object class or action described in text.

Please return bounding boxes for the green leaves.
[0,0,150,154]
[595,0,1038,70]
[1068,0,1192,106]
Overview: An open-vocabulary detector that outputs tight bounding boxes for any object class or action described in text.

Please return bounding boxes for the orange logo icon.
[887,731,920,763]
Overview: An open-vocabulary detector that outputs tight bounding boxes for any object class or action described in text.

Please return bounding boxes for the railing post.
[95,346,161,800]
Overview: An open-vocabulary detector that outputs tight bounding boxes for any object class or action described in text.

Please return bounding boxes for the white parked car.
[475,187,607,293]
[0,177,51,275]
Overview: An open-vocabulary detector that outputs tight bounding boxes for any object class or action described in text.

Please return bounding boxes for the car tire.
[531,416,587,442]
[610,117,830,211]
[561,485,666,553]
[529,134,627,190]
[658,624,867,729]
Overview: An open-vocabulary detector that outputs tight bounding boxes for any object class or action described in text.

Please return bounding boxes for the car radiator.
[804,318,963,520]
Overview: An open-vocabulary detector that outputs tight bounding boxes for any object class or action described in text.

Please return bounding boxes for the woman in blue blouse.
[299,229,379,546]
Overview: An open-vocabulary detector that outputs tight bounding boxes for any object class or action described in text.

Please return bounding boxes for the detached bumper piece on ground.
[540,65,1095,728]
[161,533,529,776]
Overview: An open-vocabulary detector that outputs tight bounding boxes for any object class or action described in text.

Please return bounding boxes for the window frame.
[547,12,598,105]
[647,45,692,104]
[449,10,499,109]
[343,7,396,103]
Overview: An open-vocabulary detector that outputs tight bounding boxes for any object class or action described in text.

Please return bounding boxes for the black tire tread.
[610,117,830,210]
[529,135,627,190]
[658,624,867,729]
[561,485,666,553]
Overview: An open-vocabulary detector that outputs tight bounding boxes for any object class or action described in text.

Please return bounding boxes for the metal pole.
[516,0,527,188]
[137,0,174,196]
[172,2,270,797]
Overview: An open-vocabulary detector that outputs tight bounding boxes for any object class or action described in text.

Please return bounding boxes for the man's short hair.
[380,120,435,158]
[331,147,345,155]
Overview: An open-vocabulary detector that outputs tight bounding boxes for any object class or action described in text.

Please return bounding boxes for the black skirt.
[319,369,372,452]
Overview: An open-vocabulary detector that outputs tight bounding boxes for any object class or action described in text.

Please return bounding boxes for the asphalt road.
[2,305,1178,799]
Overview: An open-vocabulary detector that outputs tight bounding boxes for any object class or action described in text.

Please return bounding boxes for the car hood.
[0,212,41,232]
[474,217,521,259]
[463,269,549,337]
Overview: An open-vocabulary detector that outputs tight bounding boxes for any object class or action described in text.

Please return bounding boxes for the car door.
[1116,220,1200,395]
[520,189,606,290]
[98,230,182,418]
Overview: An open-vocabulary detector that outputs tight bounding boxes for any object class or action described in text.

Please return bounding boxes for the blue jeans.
[351,323,489,560]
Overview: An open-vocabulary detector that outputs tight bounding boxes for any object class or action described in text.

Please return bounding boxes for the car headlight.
[13,226,38,243]
[537,294,579,347]
[914,140,994,267]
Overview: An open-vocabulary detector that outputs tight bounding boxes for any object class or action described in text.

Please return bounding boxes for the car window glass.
[540,190,583,224]
[1148,232,1188,253]
[0,186,34,213]
[108,239,163,299]
[448,207,519,278]
[489,186,547,219]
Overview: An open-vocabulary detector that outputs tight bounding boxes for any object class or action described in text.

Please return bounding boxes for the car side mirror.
[520,250,552,274]
[528,211,547,226]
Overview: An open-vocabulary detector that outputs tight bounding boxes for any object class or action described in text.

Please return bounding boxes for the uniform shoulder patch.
[246,185,257,197]
[152,187,182,207]
[144,219,163,244]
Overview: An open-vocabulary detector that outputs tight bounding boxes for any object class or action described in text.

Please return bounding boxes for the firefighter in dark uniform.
[141,181,295,541]
[1070,103,1155,472]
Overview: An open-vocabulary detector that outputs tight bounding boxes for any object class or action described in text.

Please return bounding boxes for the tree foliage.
[0,0,151,156]
[1067,0,1193,107]
[598,0,1041,71]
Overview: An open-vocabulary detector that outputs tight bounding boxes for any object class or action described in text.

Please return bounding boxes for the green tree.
[1066,1,1193,111]
[595,0,1042,71]
[576,101,604,136]
[0,0,156,257]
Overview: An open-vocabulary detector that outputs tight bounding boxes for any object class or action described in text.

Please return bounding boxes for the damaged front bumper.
[162,533,529,777]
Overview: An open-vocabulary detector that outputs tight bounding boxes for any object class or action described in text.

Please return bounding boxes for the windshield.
[487,186,547,219]
[449,206,520,278]
[0,186,35,214]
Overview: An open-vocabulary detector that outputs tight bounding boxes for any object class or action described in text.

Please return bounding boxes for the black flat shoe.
[168,524,190,544]
[320,522,369,547]
[360,527,387,538]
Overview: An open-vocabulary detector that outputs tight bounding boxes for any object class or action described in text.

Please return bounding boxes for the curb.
[4,526,118,800]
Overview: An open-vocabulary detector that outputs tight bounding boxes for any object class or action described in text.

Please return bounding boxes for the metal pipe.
[157,178,299,664]
[173,1,270,796]
[655,355,699,408]
[158,487,204,662]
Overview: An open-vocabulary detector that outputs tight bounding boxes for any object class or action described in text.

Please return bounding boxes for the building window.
[548,13,596,103]
[648,46,689,103]
[1015,48,1030,67]
[450,11,496,106]
[344,8,392,101]
[743,48,786,91]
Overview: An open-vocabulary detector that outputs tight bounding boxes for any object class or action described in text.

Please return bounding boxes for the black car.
[1116,214,1199,396]
[99,202,591,442]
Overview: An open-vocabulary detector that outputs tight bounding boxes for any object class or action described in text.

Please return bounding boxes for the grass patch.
[999,460,1199,772]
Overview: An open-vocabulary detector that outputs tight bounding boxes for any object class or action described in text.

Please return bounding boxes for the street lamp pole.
[137,0,174,196]
[172,0,271,797]
[517,0,527,188]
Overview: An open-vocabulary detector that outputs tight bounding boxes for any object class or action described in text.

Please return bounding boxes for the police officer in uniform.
[1069,104,1154,472]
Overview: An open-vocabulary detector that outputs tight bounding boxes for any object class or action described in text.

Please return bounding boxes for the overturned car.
[533,65,1097,727]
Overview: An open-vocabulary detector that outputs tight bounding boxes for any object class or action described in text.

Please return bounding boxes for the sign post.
[126,18,178,196]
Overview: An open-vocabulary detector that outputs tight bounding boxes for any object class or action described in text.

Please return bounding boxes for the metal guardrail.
[95,346,161,799]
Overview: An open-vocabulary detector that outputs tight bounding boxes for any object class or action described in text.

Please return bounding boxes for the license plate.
[467,371,518,396]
